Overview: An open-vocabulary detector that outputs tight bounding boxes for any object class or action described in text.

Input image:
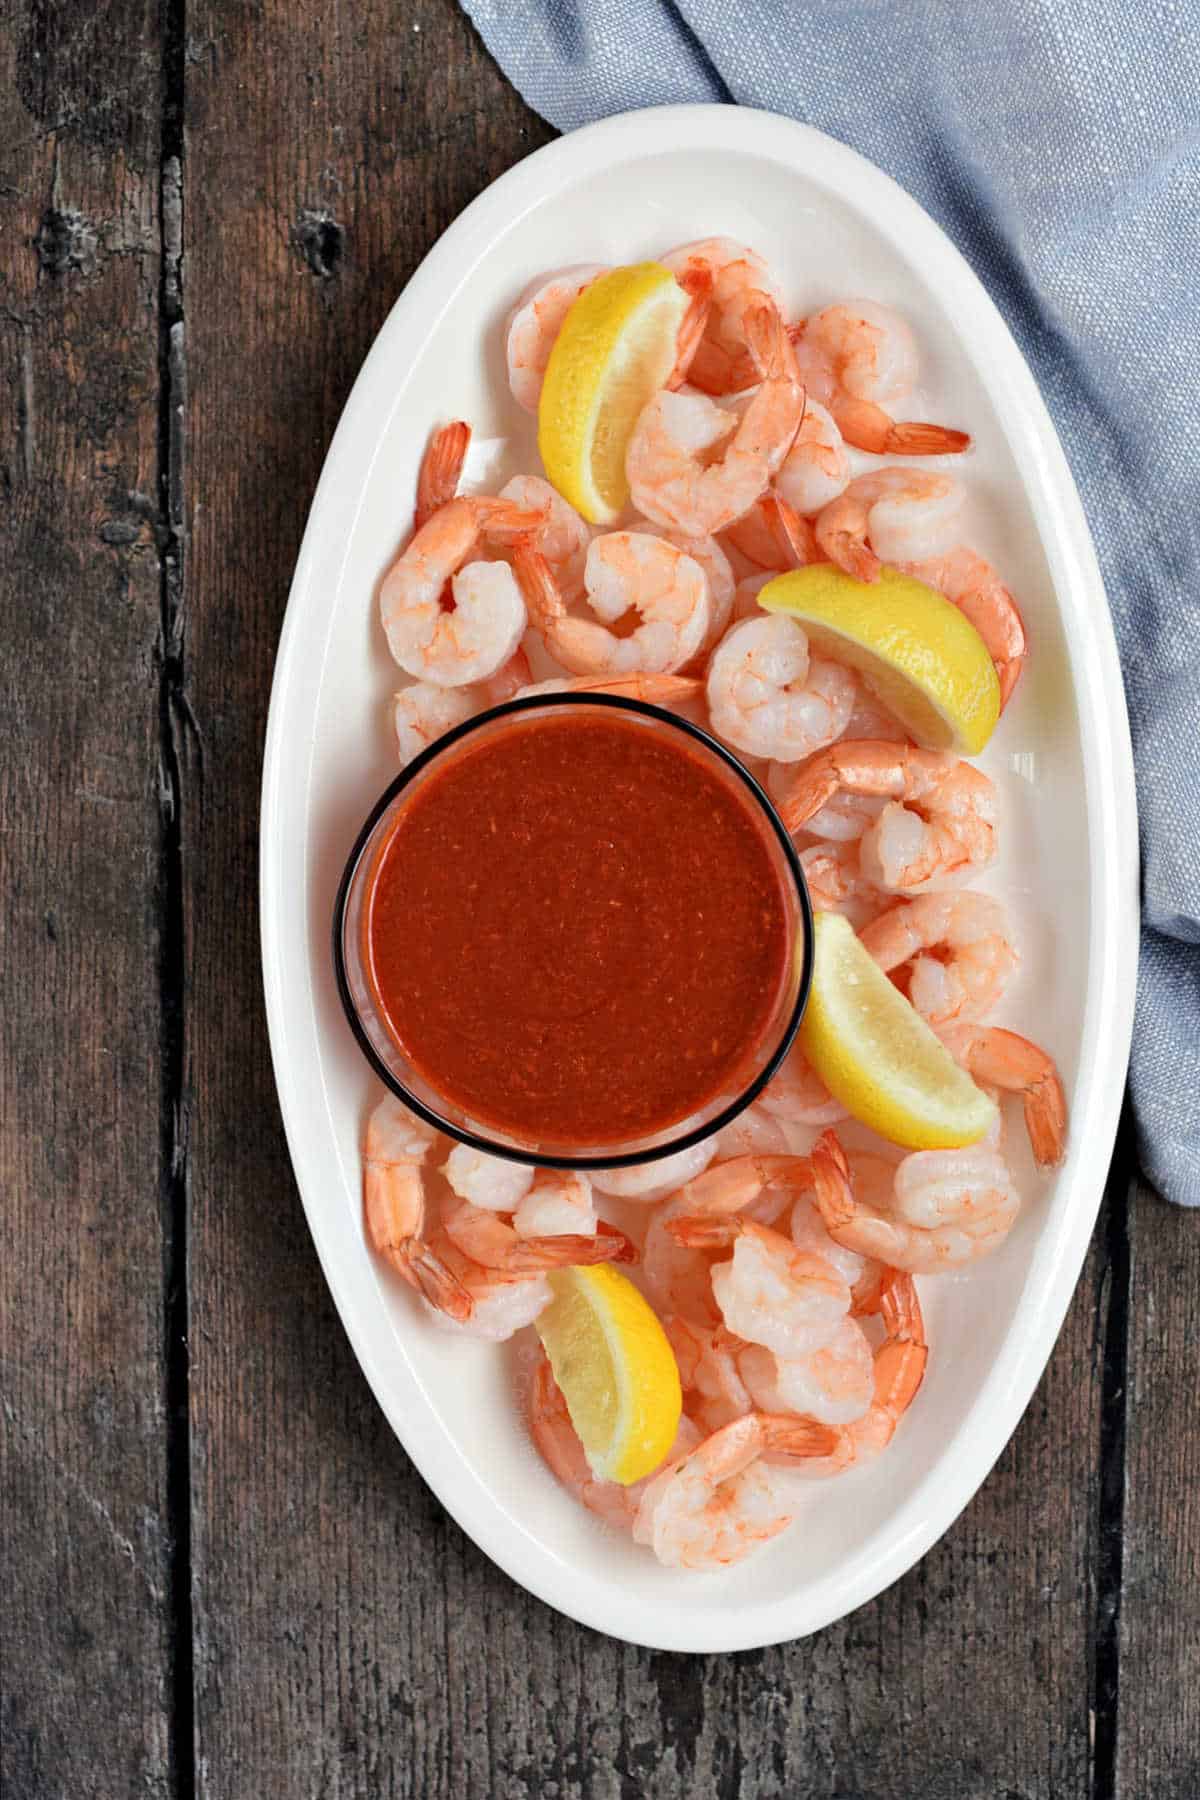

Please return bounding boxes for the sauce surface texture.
[364,710,792,1148]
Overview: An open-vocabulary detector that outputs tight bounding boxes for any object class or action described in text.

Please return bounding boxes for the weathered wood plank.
[181,1,1107,1794]
[1116,1182,1200,1800]
[0,4,173,1795]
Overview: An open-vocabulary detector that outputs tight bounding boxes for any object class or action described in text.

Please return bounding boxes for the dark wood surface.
[0,3,1193,1796]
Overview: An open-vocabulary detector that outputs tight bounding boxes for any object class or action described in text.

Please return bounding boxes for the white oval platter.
[260,104,1139,1652]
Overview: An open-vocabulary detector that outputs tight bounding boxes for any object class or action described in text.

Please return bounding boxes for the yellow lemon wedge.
[538,261,688,525]
[758,563,1001,755]
[535,1263,682,1485]
[800,911,998,1149]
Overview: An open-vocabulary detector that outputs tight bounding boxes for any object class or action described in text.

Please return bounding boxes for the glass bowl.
[333,692,813,1169]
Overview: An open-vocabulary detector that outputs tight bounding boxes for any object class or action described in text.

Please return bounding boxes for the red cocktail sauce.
[362,710,793,1150]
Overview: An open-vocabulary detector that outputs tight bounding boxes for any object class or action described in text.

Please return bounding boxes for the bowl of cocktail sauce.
[333,693,813,1168]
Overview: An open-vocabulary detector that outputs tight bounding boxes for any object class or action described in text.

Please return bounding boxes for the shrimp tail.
[664,1213,740,1249]
[415,421,470,531]
[477,499,550,545]
[762,493,820,568]
[403,1244,475,1322]
[833,397,970,457]
[756,1413,842,1463]
[822,525,881,584]
[667,267,714,390]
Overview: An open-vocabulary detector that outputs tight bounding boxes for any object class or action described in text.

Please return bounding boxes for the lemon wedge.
[538,262,688,525]
[535,1264,682,1485]
[759,564,1001,755]
[801,912,998,1149]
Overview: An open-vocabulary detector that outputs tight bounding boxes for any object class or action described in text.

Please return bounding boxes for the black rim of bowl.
[331,690,815,1170]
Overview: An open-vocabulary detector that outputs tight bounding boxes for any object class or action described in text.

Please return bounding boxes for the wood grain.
[0,3,173,1795]
[179,2,1107,1795]
[1117,1183,1200,1799]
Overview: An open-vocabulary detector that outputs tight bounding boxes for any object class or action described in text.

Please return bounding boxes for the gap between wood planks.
[1092,1107,1135,1800]
[157,0,194,1796]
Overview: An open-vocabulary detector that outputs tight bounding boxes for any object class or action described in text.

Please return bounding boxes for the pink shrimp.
[939,1022,1067,1167]
[814,468,965,583]
[796,302,970,456]
[362,1098,472,1320]
[441,1198,636,1273]
[898,546,1028,709]
[779,741,998,893]
[859,890,1019,1027]
[414,421,470,533]
[786,1268,928,1478]
[505,264,609,411]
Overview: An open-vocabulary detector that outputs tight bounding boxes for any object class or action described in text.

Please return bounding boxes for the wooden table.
[2,3,1195,1794]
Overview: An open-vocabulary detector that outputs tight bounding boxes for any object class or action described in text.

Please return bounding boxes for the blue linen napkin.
[460,0,1200,1204]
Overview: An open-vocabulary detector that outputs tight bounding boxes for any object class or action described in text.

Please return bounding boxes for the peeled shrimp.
[939,1022,1067,1167]
[774,396,852,516]
[441,1197,635,1273]
[529,1353,702,1530]
[789,1168,886,1311]
[660,238,784,397]
[898,546,1028,709]
[499,474,592,602]
[796,302,970,456]
[590,1136,719,1205]
[415,420,470,532]
[665,1318,754,1435]
[859,891,1019,1027]
[737,1316,875,1427]
[442,1144,535,1212]
[423,1231,551,1339]
[642,1150,807,1324]
[514,1171,596,1238]
[505,264,608,412]
[514,531,709,676]
[381,496,541,686]
[779,741,998,893]
[798,841,882,923]
[392,649,535,765]
[759,1041,847,1127]
[363,1098,471,1319]
[713,1102,794,1161]
[809,1122,1020,1272]
[707,614,857,763]
[632,1410,838,1569]
[814,468,964,582]
[626,302,804,536]
[767,758,887,844]
[679,1219,852,1358]
[643,525,736,648]
[788,1269,927,1478]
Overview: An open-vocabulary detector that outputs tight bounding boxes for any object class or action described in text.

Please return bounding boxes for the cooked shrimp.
[860,891,1019,1026]
[441,1198,635,1272]
[798,841,883,923]
[632,1410,838,1569]
[767,758,887,843]
[423,1231,551,1339]
[363,1098,471,1320]
[442,1144,535,1212]
[415,421,470,532]
[660,238,784,397]
[505,263,608,411]
[666,264,715,389]
[788,1269,927,1478]
[499,474,591,603]
[514,1171,596,1238]
[814,468,965,582]
[723,490,820,570]
[392,683,477,766]
[626,302,805,536]
[788,1166,886,1311]
[665,1318,754,1434]
[737,1315,875,1427]
[514,532,709,676]
[898,546,1028,708]
[642,525,737,648]
[713,1102,794,1162]
[529,1353,702,1529]
[778,741,998,893]
[707,615,857,763]
[381,496,542,686]
[796,302,970,455]
[939,1022,1067,1167]
[590,1136,719,1204]
[775,396,852,516]
[664,1203,851,1357]
[759,1041,848,1127]
[515,671,704,706]
[809,1123,1020,1272]
[645,1152,812,1328]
